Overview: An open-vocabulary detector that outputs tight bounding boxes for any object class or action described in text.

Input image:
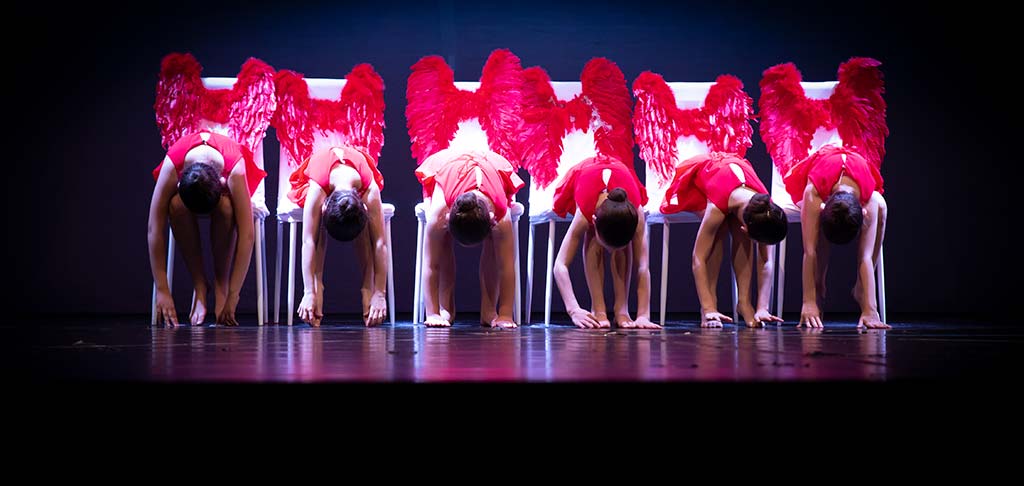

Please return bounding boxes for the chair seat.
[279,202,395,223]
[529,210,573,225]
[417,201,522,222]
[644,208,702,225]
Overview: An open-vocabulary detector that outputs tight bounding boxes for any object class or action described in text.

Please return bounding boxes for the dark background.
[7,0,1013,319]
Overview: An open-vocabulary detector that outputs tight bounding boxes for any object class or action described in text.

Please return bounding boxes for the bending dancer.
[759,57,890,329]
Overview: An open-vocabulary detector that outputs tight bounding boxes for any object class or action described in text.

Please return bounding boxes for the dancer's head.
[593,188,638,249]
[820,191,863,245]
[741,193,787,245]
[178,163,223,214]
[324,189,368,241]
[448,192,493,246]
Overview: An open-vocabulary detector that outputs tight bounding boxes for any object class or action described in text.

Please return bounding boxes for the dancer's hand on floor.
[156,290,178,327]
[217,293,240,326]
[298,292,321,326]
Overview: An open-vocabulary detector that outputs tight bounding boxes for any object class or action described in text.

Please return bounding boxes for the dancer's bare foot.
[488,315,517,329]
[190,292,208,326]
[737,302,759,328]
[425,314,451,327]
[631,316,661,329]
[616,312,636,329]
[701,311,731,328]
[480,309,497,327]
[592,311,611,329]
[858,312,891,330]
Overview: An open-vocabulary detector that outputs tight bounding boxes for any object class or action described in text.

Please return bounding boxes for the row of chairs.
[153,77,886,327]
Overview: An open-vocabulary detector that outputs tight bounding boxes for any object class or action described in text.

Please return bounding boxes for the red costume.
[660,153,768,214]
[785,145,883,206]
[153,131,266,197]
[552,156,647,223]
[287,145,384,207]
[415,150,524,221]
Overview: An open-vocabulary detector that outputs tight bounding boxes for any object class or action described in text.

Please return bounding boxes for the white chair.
[769,81,887,322]
[273,78,396,327]
[150,76,270,326]
[637,82,741,326]
[522,82,596,326]
[411,82,523,327]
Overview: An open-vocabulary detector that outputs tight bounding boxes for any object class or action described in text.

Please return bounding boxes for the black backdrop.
[7,0,1012,318]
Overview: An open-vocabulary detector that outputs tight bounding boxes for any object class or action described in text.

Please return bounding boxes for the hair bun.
[607,187,628,202]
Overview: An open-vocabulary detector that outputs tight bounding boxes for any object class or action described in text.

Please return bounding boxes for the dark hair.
[742,193,787,245]
[594,188,638,249]
[448,192,492,246]
[820,191,863,245]
[178,163,223,214]
[324,190,367,242]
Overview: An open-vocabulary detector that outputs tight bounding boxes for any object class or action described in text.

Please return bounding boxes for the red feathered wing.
[154,53,276,153]
[759,58,887,175]
[405,49,524,167]
[632,72,753,184]
[271,64,386,168]
[832,57,887,169]
[518,58,634,189]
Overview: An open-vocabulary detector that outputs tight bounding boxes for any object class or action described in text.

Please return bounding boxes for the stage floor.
[11,315,1019,382]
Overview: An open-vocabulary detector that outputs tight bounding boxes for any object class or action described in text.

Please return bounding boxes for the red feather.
[270,69,315,168]
[154,53,204,149]
[632,72,753,184]
[271,64,386,168]
[758,63,830,175]
[519,58,634,188]
[405,49,524,167]
[518,67,565,188]
[478,49,525,166]
[832,57,887,169]
[704,74,754,156]
[582,58,635,174]
[154,53,276,152]
[759,58,887,174]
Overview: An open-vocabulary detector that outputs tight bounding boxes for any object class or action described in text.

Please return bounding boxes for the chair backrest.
[275,78,348,222]
[201,77,269,216]
[769,81,842,212]
[639,82,718,215]
[526,81,599,220]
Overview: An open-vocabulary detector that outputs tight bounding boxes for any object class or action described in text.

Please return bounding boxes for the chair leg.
[776,236,787,319]
[386,217,396,326]
[660,223,670,327]
[413,215,424,324]
[513,216,522,327]
[544,221,556,326]
[166,228,176,295]
[287,222,297,326]
[274,221,283,325]
[151,282,158,326]
[255,217,265,326]
[731,266,739,324]
[877,245,887,324]
[525,223,535,325]
[261,218,269,324]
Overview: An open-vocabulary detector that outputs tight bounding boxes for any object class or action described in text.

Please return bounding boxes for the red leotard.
[784,145,883,206]
[661,152,768,214]
[552,156,648,222]
[287,145,384,207]
[153,131,266,197]
[415,150,524,220]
